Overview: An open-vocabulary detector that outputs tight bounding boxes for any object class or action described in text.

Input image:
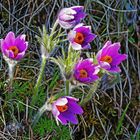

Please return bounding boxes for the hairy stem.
[65,79,70,95]
[34,56,47,93]
[31,56,47,109]
[31,20,59,112]
[31,101,52,127]
[34,20,59,95]
[8,63,16,92]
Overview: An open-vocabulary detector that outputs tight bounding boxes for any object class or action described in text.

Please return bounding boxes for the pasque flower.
[68,23,96,50]
[74,58,100,83]
[52,96,83,125]
[96,41,127,73]
[0,31,28,61]
[58,6,86,29]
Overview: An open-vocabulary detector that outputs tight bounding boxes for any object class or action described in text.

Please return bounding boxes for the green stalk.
[8,63,14,84]
[34,20,59,96]
[31,101,52,127]
[34,56,47,94]
[30,56,47,117]
[116,102,130,135]
[31,20,59,113]
[8,62,16,92]
[64,44,72,95]
[80,81,99,106]
[65,79,70,95]
[4,55,17,92]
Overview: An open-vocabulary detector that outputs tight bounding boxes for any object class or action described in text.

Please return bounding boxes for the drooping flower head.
[74,58,100,83]
[0,32,28,61]
[58,6,86,29]
[68,23,96,50]
[52,96,83,125]
[96,41,127,73]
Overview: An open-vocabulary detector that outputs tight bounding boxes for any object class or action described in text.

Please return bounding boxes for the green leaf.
[33,117,71,139]
[116,102,130,135]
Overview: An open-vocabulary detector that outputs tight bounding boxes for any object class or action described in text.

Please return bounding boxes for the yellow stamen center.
[74,32,84,44]
[79,69,88,78]
[56,105,68,112]
[100,55,112,64]
[8,46,19,57]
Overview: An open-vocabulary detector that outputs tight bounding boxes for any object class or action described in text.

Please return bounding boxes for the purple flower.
[0,32,28,61]
[58,6,86,29]
[52,96,83,125]
[96,41,127,73]
[73,58,100,83]
[68,23,97,50]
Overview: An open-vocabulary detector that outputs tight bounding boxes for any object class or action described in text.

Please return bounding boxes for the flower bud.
[58,6,86,29]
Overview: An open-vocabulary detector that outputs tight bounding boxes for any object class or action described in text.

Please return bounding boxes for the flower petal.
[1,32,28,61]
[75,26,91,35]
[68,24,96,50]
[91,75,99,81]
[0,39,9,54]
[99,61,111,69]
[104,42,121,57]
[71,6,84,12]
[15,36,28,52]
[4,32,15,46]
[61,111,78,124]
[93,65,100,74]
[58,20,76,29]
[108,66,121,73]
[5,49,15,59]
[68,100,83,114]
[57,114,67,125]
[71,42,82,50]
[19,34,26,40]
[84,33,97,43]
[68,30,76,42]
[55,98,68,106]
[60,14,74,21]
[74,12,86,23]
[74,58,99,83]
[66,96,79,102]
[52,104,60,117]
[96,41,127,73]
[96,41,112,60]
[111,54,127,65]
[102,41,112,49]
[82,43,91,49]
[14,51,25,60]
[71,6,86,23]
[58,6,85,29]
[73,23,84,29]
[62,8,76,15]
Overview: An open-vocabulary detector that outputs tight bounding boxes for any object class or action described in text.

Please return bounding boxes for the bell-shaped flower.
[96,41,127,73]
[73,58,100,83]
[58,6,86,29]
[0,31,28,61]
[52,96,83,125]
[68,23,96,50]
